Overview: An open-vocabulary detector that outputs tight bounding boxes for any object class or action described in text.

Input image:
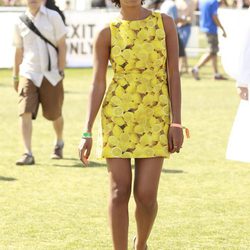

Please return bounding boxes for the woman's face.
[119,0,142,7]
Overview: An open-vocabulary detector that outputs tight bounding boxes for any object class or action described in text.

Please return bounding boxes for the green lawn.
[0,65,250,250]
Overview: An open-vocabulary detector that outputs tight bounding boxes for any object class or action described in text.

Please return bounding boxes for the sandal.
[133,236,148,250]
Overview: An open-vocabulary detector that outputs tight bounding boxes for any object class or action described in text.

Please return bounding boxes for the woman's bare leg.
[133,157,164,250]
[107,158,132,250]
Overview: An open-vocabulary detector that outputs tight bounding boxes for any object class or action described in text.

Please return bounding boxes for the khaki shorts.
[206,33,219,55]
[18,77,64,121]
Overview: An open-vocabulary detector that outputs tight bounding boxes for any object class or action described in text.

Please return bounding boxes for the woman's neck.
[120,7,148,21]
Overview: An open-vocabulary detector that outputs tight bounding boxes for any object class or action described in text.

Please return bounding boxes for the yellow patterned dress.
[101,11,170,158]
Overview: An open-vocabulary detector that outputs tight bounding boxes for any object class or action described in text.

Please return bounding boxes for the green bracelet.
[82,132,92,139]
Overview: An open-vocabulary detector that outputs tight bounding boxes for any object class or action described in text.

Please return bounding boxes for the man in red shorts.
[13,0,67,165]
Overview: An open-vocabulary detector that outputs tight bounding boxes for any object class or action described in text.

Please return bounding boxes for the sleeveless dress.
[101,11,170,158]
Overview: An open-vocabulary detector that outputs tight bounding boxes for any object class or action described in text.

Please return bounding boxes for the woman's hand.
[168,127,184,153]
[78,138,93,166]
[237,87,248,100]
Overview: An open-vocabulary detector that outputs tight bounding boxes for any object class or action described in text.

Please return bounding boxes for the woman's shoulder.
[95,24,111,44]
[160,13,176,23]
[98,24,111,36]
[158,13,177,36]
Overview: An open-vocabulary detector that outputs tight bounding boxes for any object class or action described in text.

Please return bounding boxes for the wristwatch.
[59,70,65,78]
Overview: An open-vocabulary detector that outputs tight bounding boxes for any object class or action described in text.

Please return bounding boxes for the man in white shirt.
[13,0,67,165]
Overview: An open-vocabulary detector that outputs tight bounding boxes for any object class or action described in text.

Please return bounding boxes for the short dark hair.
[111,0,145,7]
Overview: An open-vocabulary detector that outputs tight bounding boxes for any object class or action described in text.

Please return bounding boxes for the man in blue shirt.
[192,0,227,80]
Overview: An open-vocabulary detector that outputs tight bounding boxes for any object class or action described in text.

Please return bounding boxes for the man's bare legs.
[179,56,189,74]
[53,116,64,143]
[20,112,32,154]
[192,53,227,80]
[16,112,35,165]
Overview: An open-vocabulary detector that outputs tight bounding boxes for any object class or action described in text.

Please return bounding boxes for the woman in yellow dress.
[79,0,183,249]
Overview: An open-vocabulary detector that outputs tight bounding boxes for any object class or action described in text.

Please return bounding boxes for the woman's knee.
[110,185,131,206]
[134,188,157,209]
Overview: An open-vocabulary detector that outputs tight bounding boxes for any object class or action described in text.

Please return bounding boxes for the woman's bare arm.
[78,26,111,163]
[84,26,111,133]
[162,14,181,124]
[162,14,183,153]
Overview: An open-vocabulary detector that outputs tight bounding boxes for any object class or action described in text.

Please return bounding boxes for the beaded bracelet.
[82,132,92,139]
[170,123,190,138]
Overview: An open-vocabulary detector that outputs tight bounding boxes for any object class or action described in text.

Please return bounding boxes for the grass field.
[0,64,250,250]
